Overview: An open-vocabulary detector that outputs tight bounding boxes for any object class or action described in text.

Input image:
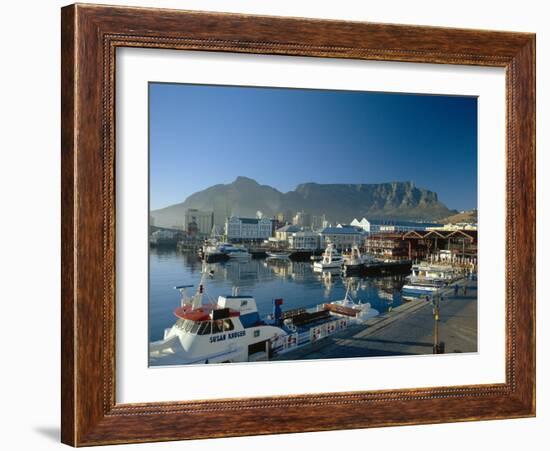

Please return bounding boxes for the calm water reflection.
[149,248,407,341]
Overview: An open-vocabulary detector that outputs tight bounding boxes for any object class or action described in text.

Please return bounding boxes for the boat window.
[184,320,194,333]
[223,319,234,331]
[212,320,224,334]
[197,321,210,335]
[190,322,199,334]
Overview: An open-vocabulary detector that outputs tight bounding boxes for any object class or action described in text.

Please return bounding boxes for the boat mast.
[191,262,208,309]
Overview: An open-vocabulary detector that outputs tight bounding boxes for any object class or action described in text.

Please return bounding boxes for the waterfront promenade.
[273,279,477,360]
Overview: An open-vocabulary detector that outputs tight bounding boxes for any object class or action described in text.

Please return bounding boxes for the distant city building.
[319,226,364,250]
[275,210,294,224]
[311,214,326,231]
[225,216,274,241]
[183,209,213,236]
[289,231,321,250]
[292,211,312,228]
[275,224,301,241]
[187,221,199,237]
[149,215,155,227]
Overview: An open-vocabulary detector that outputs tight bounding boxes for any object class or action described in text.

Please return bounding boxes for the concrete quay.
[273,279,478,361]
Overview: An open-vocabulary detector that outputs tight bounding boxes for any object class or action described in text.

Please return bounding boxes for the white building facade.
[225,217,274,241]
[350,217,371,233]
[288,231,321,250]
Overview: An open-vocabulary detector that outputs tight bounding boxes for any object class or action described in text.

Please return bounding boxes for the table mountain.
[151,176,455,228]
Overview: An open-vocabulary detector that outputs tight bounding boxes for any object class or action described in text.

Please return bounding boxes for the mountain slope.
[151,177,455,228]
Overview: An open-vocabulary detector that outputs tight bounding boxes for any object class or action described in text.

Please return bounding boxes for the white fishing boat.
[313,243,344,270]
[343,245,377,271]
[150,266,378,365]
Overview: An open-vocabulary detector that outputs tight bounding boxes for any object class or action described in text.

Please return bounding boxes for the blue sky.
[149,83,477,211]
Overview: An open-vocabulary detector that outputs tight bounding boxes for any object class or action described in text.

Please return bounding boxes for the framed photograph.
[61,4,536,446]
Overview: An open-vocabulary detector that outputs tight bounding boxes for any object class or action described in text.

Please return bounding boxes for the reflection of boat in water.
[266,250,292,259]
[313,243,344,270]
[149,265,379,365]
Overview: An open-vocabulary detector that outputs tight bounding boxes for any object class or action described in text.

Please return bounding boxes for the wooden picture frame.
[61,3,535,446]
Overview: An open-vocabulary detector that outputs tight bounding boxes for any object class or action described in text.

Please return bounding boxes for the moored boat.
[149,267,379,365]
[266,250,292,259]
[313,243,344,270]
[401,263,462,299]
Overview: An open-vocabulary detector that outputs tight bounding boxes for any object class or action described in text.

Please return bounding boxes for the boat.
[326,282,379,322]
[200,239,229,263]
[408,263,462,284]
[266,250,292,259]
[343,245,364,270]
[149,267,378,365]
[313,243,344,270]
[225,247,251,259]
[401,263,462,298]
[341,245,412,275]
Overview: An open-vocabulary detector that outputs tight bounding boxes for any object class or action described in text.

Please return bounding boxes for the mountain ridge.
[151,177,456,228]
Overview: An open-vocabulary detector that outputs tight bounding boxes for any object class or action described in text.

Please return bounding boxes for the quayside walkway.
[273,279,477,360]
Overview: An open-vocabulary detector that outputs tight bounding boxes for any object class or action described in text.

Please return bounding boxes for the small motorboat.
[266,250,292,259]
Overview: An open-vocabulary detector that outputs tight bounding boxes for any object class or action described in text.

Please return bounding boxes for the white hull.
[313,261,343,269]
[266,252,292,259]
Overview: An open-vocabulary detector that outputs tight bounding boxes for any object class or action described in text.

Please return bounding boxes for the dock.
[273,279,477,360]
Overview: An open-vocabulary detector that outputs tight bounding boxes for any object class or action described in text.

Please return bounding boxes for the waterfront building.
[351,217,371,232]
[225,216,274,242]
[364,233,411,259]
[275,224,300,241]
[351,217,443,233]
[183,209,214,236]
[149,228,181,247]
[288,231,321,250]
[426,223,478,231]
[365,229,478,261]
[319,225,364,250]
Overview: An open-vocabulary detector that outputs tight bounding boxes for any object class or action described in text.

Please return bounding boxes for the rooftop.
[276,224,301,233]
[321,226,364,235]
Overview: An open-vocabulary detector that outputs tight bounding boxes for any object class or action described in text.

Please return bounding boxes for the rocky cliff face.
[151,177,455,228]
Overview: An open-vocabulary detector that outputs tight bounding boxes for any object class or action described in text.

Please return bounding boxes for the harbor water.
[149,248,408,342]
